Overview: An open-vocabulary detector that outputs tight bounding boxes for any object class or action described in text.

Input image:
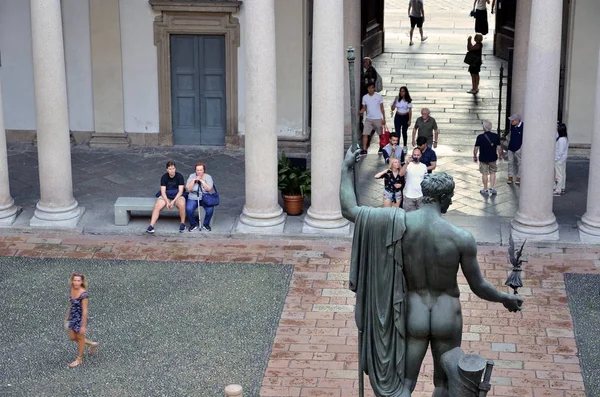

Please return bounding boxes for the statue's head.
[421,172,455,213]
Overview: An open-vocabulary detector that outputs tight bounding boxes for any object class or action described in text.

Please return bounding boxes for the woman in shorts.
[375,157,405,208]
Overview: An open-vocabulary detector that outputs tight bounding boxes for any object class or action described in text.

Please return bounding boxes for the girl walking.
[391,86,413,153]
[65,272,99,368]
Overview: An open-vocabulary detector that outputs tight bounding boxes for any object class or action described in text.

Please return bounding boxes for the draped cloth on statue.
[349,207,407,396]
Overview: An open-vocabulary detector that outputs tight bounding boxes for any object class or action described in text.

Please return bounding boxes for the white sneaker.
[421,36,428,42]
[402,146,407,154]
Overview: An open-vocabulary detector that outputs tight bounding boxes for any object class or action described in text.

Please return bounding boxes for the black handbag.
[200,184,220,206]
[470,9,476,17]
[464,52,480,66]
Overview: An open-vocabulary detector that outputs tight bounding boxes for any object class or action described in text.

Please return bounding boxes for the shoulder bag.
[464,51,479,66]
[200,183,220,206]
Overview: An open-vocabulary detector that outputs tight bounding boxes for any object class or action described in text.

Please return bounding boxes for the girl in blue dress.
[64,272,99,368]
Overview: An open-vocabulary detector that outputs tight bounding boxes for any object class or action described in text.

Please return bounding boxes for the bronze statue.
[340,149,522,397]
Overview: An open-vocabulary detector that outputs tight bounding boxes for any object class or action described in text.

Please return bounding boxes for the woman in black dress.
[467,34,483,94]
[473,0,495,36]
[65,272,99,367]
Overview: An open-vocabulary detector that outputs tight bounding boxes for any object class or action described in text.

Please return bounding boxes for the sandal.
[68,357,83,368]
[89,342,99,355]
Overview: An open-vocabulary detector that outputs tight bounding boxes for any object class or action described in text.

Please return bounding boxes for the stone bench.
[114,197,214,226]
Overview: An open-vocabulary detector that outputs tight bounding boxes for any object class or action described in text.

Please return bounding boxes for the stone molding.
[151,1,240,146]
[149,0,241,14]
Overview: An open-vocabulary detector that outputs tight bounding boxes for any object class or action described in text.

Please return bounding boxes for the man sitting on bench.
[146,161,186,234]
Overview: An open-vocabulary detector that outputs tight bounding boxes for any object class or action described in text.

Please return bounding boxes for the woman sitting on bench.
[185,162,216,232]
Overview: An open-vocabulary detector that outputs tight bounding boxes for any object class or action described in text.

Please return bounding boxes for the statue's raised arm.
[340,148,361,223]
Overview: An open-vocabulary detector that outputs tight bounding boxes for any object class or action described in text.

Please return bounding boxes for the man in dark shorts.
[408,0,428,46]
[147,161,187,233]
[473,120,503,196]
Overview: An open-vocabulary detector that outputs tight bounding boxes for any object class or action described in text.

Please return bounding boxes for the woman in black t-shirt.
[375,157,405,208]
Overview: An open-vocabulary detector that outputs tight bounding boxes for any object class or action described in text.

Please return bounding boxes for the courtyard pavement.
[0,234,597,396]
[1,0,598,396]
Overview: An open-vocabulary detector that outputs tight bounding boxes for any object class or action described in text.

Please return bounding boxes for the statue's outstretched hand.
[344,148,361,168]
[503,294,523,312]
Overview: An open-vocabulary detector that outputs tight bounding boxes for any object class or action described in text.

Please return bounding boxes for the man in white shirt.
[360,82,386,155]
[400,147,428,211]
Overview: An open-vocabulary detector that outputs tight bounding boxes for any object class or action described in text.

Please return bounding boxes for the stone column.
[303,0,349,233]
[510,0,532,116]
[88,0,129,147]
[238,0,285,230]
[343,0,362,146]
[30,0,84,227]
[0,76,21,225]
[578,46,600,242]
[510,0,561,240]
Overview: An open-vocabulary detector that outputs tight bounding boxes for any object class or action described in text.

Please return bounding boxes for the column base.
[510,217,559,241]
[30,201,85,229]
[89,132,131,148]
[578,215,600,242]
[238,206,286,228]
[236,213,286,234]
[302,207,350,235]
[0,201,22,226]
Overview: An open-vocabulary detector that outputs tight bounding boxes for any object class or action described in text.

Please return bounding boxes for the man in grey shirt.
[412,108,439,149]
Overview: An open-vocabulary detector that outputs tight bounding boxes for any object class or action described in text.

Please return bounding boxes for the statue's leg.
[430,295,463,397]
[404,296,432,392]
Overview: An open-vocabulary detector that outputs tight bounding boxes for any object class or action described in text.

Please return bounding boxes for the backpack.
[375,72,383,92]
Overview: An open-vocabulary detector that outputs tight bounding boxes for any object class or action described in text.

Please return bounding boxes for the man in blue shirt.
[507,113,523,185]
[417,136,437,173]
[474,120,503,195]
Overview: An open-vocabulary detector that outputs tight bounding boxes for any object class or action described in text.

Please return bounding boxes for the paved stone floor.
[0,232,598,396]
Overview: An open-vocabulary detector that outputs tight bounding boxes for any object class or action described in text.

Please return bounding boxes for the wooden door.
[361,0,384,58]
[171,35,226,145]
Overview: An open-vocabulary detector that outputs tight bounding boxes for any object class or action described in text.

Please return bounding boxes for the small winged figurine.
[505,234,527,294]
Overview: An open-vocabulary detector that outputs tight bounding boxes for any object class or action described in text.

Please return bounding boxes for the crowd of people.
[146,161,218,234]
[362,59,569,209]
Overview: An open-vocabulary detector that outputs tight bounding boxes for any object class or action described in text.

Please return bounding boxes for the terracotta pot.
[282,194,304,215]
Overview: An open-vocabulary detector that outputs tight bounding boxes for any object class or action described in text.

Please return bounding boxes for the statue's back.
[402,210,463,295]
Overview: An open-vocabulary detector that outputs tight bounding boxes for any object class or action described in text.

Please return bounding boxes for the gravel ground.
[0,257,293,397]
[564,273,600,397]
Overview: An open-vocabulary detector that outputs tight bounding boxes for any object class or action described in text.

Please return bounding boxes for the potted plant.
[278,152,311,215]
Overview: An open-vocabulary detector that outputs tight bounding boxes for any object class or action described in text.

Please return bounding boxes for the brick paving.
[1,231,598,396]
